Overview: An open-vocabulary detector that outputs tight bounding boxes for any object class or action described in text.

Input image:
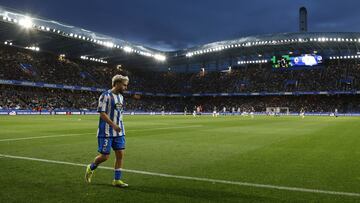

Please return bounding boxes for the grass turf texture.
[0,115,359,202]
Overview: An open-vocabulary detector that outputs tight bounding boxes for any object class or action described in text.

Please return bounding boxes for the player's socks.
[114,168,122,180]
[90,162,98,170]
[112,168,128,187]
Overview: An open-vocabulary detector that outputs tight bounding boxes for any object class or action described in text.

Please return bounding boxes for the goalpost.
[266,107,290,115]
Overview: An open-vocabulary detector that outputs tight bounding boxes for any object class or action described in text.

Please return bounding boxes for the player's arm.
[99,112,121,132]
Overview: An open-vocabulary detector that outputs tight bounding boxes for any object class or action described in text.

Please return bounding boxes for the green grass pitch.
[0,115,360,202]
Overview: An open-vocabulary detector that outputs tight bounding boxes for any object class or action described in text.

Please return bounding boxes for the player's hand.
[113,125,121,132]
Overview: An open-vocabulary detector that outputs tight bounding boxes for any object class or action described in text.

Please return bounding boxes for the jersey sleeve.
[97,93,109,112]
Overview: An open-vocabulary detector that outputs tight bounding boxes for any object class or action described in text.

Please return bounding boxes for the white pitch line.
[0,154,359,198]
[0,132,94,142]
[0,125,202,142]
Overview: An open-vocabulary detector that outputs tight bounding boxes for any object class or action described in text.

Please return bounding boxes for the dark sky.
[1,0,359,51]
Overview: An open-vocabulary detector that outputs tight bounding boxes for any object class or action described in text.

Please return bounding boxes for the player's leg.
[112,136,128,187]
[85,137,111,183]
[114,150,124,180]
[92,153,110,168]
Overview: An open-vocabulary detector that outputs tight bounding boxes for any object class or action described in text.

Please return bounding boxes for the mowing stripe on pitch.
[0,125,202,142]
[0,154,359,198]
[129,125,202,132]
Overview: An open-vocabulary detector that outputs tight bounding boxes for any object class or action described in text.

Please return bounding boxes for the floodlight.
[123,46,133,53]
[154,54,166,61]
[19,17,33,29]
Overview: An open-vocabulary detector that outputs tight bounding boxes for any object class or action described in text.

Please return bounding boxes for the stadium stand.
[0,6,360,114]
[1,44,360,113]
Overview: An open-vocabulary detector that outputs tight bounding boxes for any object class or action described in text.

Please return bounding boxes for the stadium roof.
[0,6,167,69]
[171,32,360,69]
[1,5,360,72]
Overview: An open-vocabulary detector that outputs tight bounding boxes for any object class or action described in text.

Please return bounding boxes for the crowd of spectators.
[129,60,360,94]
[1,85,360,113]
[1,45,360,94]
[1,45,360,113]
[0,85,98,111]
[0,45,107,87]
[126,94,360,113]
[116,62,358,94]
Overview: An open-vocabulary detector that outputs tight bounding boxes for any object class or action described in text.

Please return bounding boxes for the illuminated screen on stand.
[271,54,323,69]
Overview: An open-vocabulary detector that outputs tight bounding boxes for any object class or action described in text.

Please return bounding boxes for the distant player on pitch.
[212,106,218,117]
[300,107,305,118]
[193,105,197,117]
[334,108,338,117]
[250,106,255,118]
[85,75,129,188]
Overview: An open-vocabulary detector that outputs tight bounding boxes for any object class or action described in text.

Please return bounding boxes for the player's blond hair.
[112,74,129,87]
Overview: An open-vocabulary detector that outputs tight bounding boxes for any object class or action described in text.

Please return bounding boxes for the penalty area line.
[0,154,359,198]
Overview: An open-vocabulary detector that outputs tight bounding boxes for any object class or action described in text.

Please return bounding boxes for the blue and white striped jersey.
[97,90,125,137]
